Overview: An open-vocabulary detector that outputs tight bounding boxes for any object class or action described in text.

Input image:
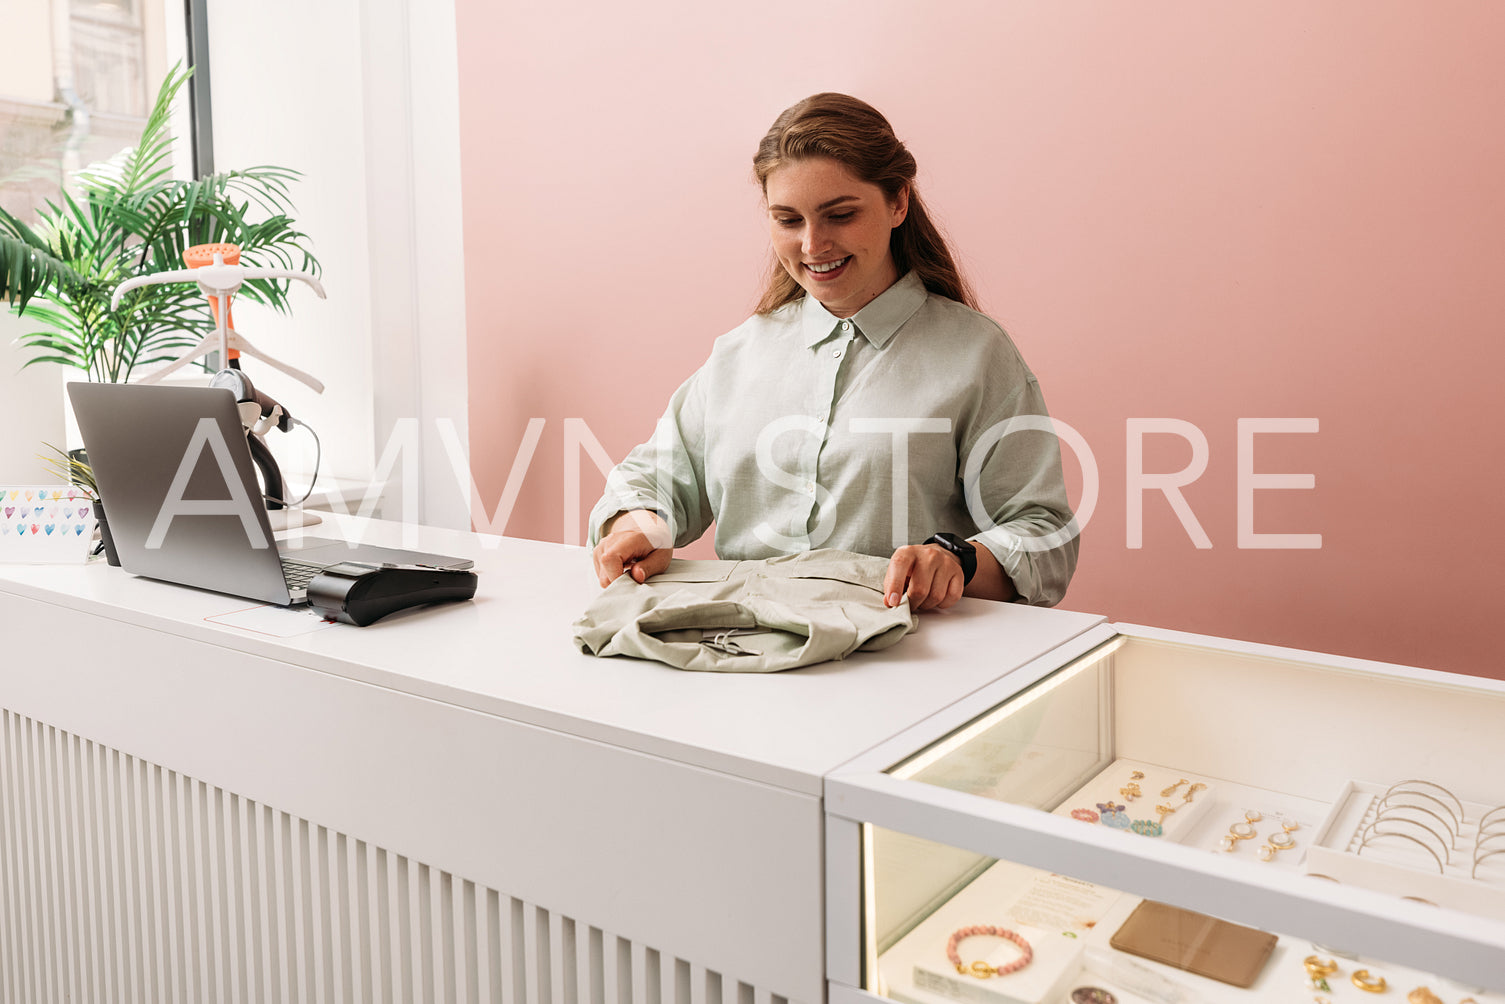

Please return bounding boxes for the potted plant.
[0,63,320,382]
[37,443,117,564]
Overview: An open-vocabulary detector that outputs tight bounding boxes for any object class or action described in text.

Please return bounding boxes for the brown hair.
[752,93,976,314]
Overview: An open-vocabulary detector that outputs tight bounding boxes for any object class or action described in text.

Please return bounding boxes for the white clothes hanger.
[135,324,326,392]
[110,248,327,392]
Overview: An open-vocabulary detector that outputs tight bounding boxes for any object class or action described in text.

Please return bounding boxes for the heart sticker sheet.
[0,485,98,564]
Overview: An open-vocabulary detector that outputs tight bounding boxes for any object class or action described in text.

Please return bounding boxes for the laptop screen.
[68,382,294,605]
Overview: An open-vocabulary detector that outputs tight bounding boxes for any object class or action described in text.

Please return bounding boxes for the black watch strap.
[924,532,977,585]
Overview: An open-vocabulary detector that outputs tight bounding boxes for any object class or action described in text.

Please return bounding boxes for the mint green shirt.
[588,271,1079,606]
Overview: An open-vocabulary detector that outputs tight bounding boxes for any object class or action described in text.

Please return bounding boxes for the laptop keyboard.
[281,558,323,591]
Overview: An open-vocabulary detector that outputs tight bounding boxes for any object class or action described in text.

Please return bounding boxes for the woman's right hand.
[592,510,675,586]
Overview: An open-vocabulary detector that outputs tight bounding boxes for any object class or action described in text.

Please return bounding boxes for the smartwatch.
[924,532,977,585]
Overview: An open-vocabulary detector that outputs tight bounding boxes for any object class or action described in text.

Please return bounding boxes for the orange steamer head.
[184,242,242,361]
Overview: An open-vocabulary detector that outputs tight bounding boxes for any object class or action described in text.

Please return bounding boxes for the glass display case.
[824,623,1505,1004]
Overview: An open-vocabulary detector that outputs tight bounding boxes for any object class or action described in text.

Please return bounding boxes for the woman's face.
[765,157,908,319]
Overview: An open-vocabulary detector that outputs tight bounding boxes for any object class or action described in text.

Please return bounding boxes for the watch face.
[928,533,977,583]
[934,532,973,555]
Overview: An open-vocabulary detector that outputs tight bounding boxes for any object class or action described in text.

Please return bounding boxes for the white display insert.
[1051,760,1218,841]
[881,860,1111,1004]
[1309,779,1505,921]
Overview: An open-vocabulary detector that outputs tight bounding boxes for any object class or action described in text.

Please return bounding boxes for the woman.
[589,93,1078,610]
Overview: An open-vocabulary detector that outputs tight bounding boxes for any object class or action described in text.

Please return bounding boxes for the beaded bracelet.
[946,925,1033,978]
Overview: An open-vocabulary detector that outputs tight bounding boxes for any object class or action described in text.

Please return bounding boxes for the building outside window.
[0,0,172,221]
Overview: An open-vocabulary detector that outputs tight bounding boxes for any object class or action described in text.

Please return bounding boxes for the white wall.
[204,0,470,528]
[0,312,65,483]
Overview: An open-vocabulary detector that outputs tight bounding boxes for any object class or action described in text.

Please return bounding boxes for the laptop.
[68,381,473,606]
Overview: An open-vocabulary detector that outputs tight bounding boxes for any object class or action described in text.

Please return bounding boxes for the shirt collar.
[798,270,929,349]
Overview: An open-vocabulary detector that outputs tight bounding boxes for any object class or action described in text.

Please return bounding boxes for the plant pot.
[93,501,121,566]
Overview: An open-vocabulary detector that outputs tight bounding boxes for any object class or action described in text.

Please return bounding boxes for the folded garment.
[573,549,917,672]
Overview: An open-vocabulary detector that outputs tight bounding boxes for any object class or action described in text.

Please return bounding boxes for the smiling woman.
[588,93,1079,613]
[753,92,975,316]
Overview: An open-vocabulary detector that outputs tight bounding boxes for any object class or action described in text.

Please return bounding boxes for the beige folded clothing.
[572,549,917,672]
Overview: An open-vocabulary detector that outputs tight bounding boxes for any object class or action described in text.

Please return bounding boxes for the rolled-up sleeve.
[963,376,1080,607]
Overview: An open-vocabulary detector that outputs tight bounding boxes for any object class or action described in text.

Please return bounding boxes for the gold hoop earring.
[1352,970,1387,993]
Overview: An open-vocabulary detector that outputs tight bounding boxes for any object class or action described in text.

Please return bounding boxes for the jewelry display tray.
[877,856,1493,1004]
[1056,759,1330,870]
[1307,779,1505,922]
[1049,761,1217,840]
[878,761,1385,1004]
[880,859,1096,1004]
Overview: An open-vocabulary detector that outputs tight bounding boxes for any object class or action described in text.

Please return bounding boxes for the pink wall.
[456,2,1505,679]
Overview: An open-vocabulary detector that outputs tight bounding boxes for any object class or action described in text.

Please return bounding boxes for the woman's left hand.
[883,543,966,611]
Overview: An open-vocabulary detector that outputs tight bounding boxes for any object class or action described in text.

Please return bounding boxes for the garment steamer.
[110,243,328,529]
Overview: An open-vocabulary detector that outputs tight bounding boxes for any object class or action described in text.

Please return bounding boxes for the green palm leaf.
[3,61,320,380]
[1,229,86,310]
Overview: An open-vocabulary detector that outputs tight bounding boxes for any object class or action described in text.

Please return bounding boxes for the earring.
[1351,970,1387,993]
[1156,803,1178,824]
[1129,770,1145,781]
[1181,782,1207,803]
[1304,955,1338,992]
[1222,821,1258,852]
[1258,820,1299,860]
[1244,809,1263,824]
[1160,778,1189,797]
[1120,782,1142,801]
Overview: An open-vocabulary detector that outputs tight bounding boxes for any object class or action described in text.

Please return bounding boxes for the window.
[0,0,178,221]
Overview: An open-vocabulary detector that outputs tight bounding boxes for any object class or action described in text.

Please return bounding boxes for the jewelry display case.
[825,623,1505,1004]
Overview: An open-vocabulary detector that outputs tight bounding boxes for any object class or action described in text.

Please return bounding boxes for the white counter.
[0,519,1102,1004]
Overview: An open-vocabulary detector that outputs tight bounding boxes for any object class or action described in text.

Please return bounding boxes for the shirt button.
[840,321,852,331]
[805,482,816,495]
[832,348,843,359]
